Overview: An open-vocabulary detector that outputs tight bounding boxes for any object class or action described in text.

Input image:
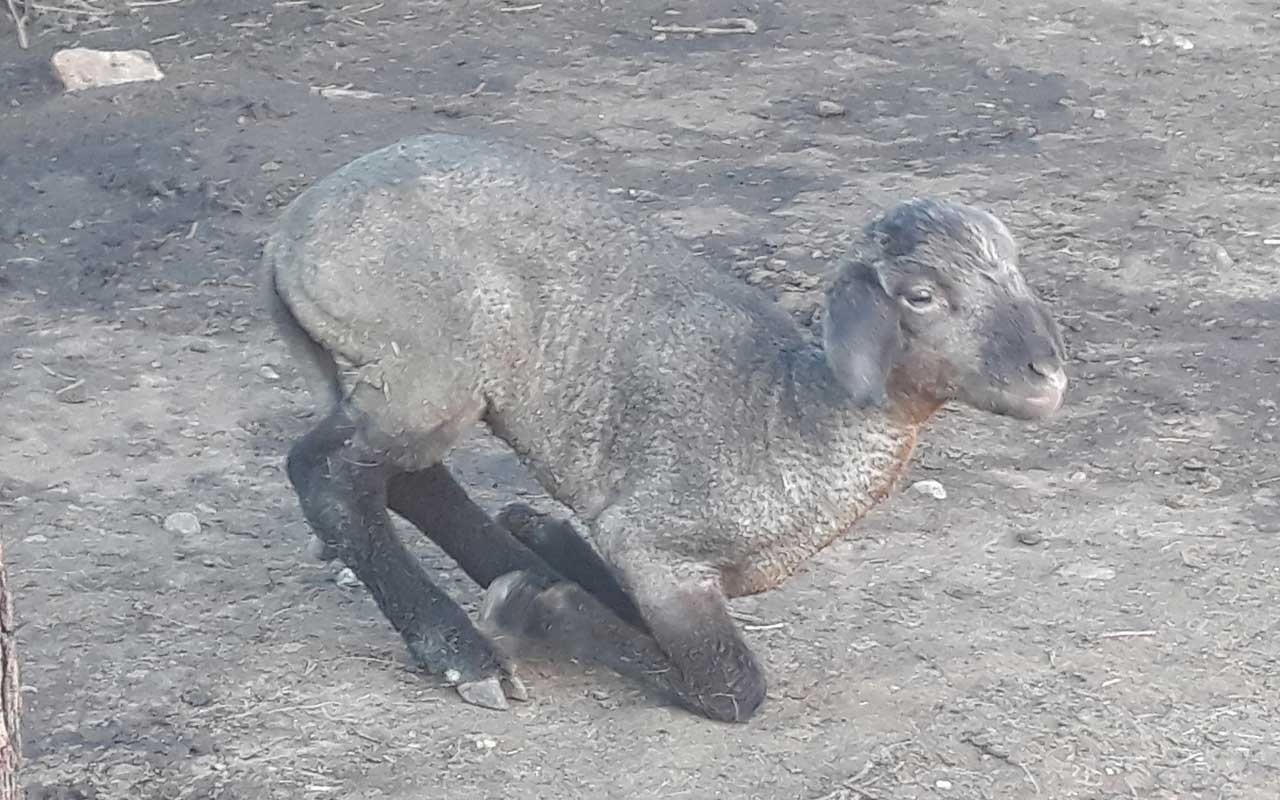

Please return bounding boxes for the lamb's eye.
[903,288,936,309]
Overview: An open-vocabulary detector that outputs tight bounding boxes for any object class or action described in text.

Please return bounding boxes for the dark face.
[823,199,1067,421]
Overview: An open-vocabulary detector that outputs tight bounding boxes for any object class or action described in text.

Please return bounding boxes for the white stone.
[815,100,846,117]
[163,511,201,536]
[911,479,947,500]
[52,48,164,92]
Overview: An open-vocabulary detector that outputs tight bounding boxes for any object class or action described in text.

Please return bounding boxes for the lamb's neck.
[719,347,939,597]
[772,344,937,444]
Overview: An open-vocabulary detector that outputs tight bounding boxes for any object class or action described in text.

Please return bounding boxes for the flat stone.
[52,48,164,92]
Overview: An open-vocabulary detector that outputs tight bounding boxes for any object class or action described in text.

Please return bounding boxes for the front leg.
[616,560,767,722]
[286,411,528,710]
[495,502,645,629]
[483,558,767,722]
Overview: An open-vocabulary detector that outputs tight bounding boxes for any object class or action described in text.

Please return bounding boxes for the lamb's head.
[822,198,1067,421]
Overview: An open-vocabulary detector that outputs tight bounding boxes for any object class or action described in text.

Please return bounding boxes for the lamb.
[263,133,1067,722]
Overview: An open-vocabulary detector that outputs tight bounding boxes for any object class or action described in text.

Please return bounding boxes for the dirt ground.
[2,0,1279,797]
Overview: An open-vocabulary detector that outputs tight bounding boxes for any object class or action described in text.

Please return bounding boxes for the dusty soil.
[3,0,1279,798]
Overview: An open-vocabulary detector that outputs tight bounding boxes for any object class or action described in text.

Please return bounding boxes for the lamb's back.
[267,135,806,506]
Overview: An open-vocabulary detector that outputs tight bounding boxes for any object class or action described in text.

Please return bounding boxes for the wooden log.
[0,536,20,800]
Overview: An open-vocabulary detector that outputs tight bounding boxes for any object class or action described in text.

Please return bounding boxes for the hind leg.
[385,466,562,589]
[286,410,527,710]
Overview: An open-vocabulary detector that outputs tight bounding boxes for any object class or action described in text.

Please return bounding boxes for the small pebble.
[23,534,50,545]
[814,100,846,117]
[163,511,201,536]
[911,479,947,500]
[180,687,213,707]
[626,188,662,203]
[335,568,361,588]
[1210,244,1233,268]
[1091,107,1107,119]
[1016,530,1043,546]
[259,365,281,381]
[936,779,953,790]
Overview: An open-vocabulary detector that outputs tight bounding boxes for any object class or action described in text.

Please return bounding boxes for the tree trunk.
[0,536,19,800]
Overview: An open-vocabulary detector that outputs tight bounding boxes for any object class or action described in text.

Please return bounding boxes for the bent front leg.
[495,502,645,629]
[482,560,767,723]
[621,562,768,722]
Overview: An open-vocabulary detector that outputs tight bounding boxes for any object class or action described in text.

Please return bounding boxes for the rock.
[814,100,846,118]
[52,48,164,92]
[1016,530,1044,546]
[163,511,201,536]
[258,365,281,381]
[911,479,947,500]
[335,568,361,588]
[180,687,213,708]
[55,382,89,404]
[23,534,49,545]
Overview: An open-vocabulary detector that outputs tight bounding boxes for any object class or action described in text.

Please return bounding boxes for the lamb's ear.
[822,260,903,406]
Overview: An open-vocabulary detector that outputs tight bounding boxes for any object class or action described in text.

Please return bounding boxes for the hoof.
[305,533,338,562]
[453,671,529,711]
[479,570,551,636]
[456,674,508,710]
[495,502,548,540]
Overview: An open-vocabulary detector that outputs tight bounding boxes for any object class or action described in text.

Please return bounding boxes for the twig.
[1018,761,1042,794]
[38,363,78,382]
[137,608,203,633]
[1097,629,1157,639]
[6,0,29,48]
[741,621,786,632]
[32,2,103,15]
[652,17,758,36]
